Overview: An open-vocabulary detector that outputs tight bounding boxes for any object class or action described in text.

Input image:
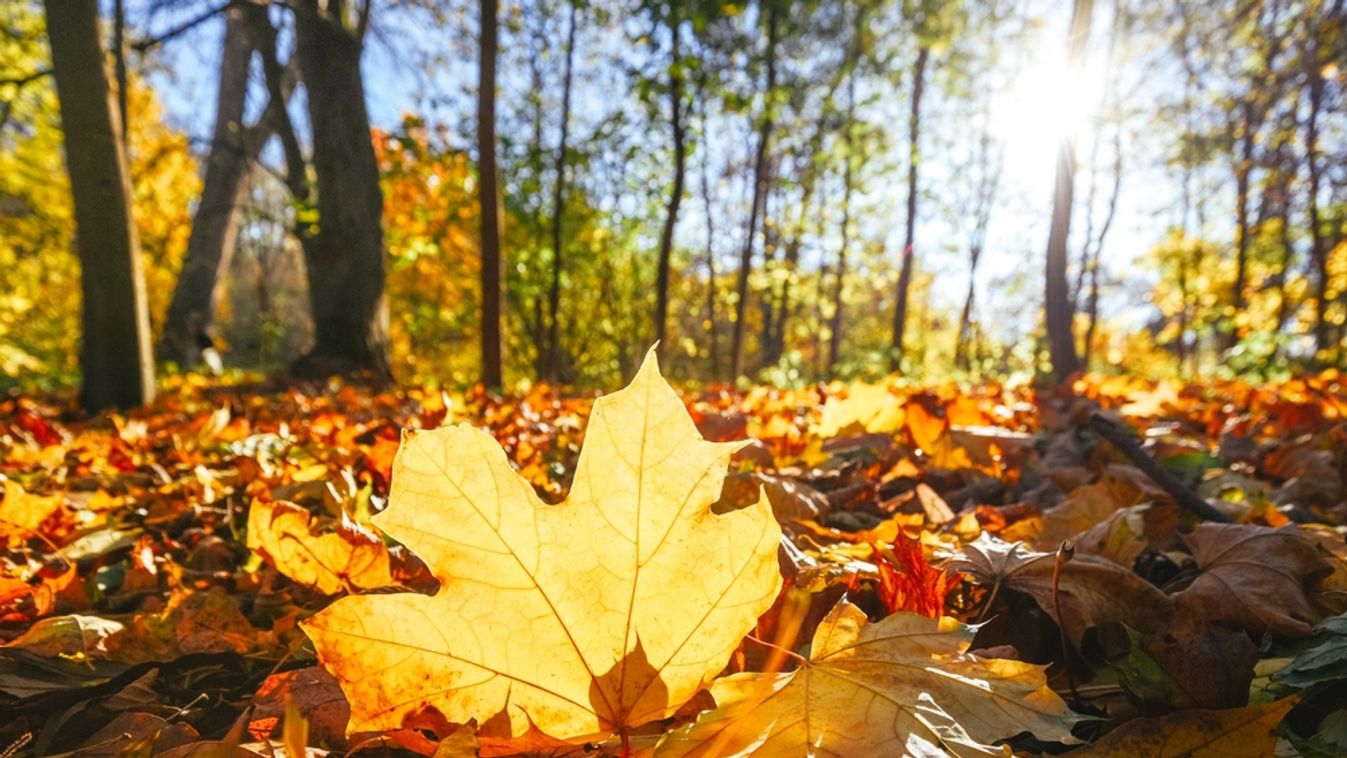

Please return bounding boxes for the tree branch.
[1089,413,1232,523]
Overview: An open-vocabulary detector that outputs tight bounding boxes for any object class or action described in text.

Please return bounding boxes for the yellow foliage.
[0,6,198,385]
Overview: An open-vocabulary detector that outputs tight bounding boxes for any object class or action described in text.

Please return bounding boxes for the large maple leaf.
[301,350,783,746]
[656,599,1081,757]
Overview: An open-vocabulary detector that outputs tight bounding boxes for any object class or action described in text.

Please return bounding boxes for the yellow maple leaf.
[246,499,395,595]
[657,600,1081,757]
[301,350,783,746]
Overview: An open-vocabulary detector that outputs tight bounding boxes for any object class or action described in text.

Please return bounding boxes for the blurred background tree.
[3,0,1345,395]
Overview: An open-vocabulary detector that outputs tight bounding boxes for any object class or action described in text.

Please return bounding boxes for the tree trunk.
[699,89,720,378]
[890,45,929,372]
[1082,125,1122,367]
[956,117,1001,371]
[729,3,779,379]
[829,152,852,375]
[654,17,687,352]
[44,0,155,411]
[769,177,810,366]
[291,0,390,379]
[544,1,577,382]
[112,0,128,151]
[159,5,255,367]
[1043,0,1093,381]
[1227,101,1254,351]
[478,0,504,388]
[1305,50,1327,358]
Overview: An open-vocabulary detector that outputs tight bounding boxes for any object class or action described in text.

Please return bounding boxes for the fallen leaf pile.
[3,359,1347,755]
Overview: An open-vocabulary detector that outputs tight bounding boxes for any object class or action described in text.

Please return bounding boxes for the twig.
[1051,540,1081,705]
[1089,413,1231,523]
[131,1,233,53]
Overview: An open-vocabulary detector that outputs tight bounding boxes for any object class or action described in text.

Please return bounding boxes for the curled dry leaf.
[1174,523,1335,638]
[656,599,1081,757]
[301,351,782,747]
[953,533,1173,647]
[246,499,396,595]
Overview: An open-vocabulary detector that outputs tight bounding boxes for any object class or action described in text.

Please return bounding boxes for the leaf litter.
[1,364,1347,755]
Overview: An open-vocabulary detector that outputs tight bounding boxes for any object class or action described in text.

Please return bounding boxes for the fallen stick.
[1088,413,1232,523]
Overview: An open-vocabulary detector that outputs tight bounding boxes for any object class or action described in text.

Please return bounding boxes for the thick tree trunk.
[729,3,779,379]
[655,18,686,352]
[291,0,390,379]
[159,5,255,367]
[44,0,155,411]
[890,45,929,372]
[544,1,577,382]
[478,0,504,388]
[1043,0,1093,381]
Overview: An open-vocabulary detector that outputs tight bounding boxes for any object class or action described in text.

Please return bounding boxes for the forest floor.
[2,367,1347,756]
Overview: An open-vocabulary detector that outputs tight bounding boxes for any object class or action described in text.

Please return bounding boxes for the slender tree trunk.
[1043,0,1093,381]
[159,5,256,367]
[1177,253,1190,374]
[700,95,720,378]
[769,173,812,365]
[545,1,577,382]
[759,184,780,365]
[1082,126,1122,367]
[730,3,779,379]
[44,0,155,411]
[290,0,389,379]
[957,123,1001,371]
[829,152,853,375]
[828,69,858,374]
[890,45,929,372]
[478,0,504,388]
[1305,57,1327,358]
[1227,101,1254,351]
[654,18,687,351]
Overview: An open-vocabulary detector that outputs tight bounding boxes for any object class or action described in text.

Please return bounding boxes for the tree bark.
[654,16,686,352]
[1227,100,1254,350]
[956,118,1001,371]
[890,45,929,372]
[767,169,811,366]
[1043,0,1093,381]
[159,5,256,367]
[699,85,720,379]
[478,0,504,388]
[44,0,155,411]
[1305,40,1327,358]
[291,0,390,379]
[829,66,858,375]
[729,2,779,379]
[544,1,577,382]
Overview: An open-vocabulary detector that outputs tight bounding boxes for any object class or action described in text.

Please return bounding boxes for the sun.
[994,55,1105,187]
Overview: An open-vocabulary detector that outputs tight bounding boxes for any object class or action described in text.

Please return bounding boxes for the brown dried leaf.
[1174,524,1335,638]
